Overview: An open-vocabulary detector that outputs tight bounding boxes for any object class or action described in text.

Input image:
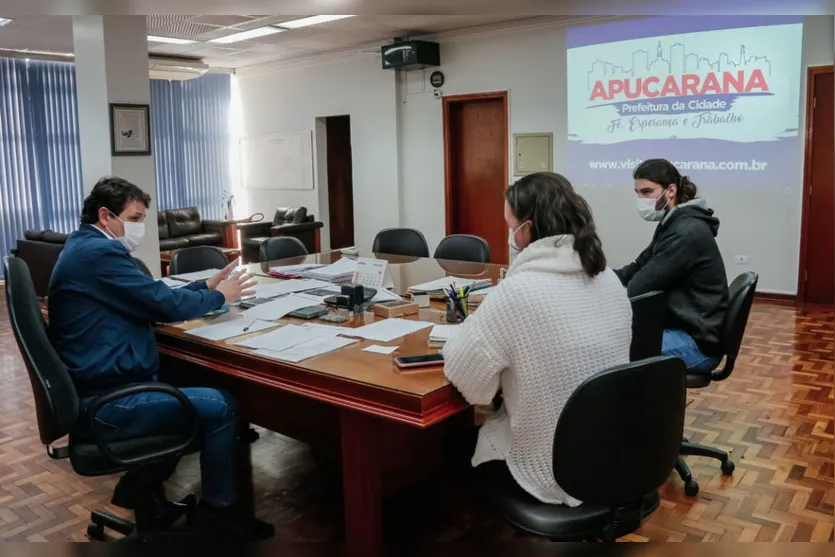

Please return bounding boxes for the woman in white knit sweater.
[443,172,633,506]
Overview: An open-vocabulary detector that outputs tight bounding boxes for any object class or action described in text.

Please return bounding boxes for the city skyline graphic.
[585,41,773,90]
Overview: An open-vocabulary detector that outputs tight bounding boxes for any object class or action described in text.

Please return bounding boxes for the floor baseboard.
[754,292,797,306]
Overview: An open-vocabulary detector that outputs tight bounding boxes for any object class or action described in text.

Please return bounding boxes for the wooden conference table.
[155,250,504,546]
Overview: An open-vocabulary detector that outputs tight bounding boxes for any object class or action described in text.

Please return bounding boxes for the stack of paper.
[252,279,333,299]
[185,318,275,341]
[254,337,357,363]
[428,325,458,347]
[343,318,433,343]
[269,263,325,277]
[407,276,492,295]
[158,277,186,289]
[240,294,319,320]
[234,323,338,350]
[302,258,358,283]
[170,268,221,282]
[235,323,356,363]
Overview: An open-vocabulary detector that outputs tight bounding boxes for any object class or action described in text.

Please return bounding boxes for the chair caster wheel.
[87,523,106,541]
[721,460,735,475]
[684,480,700,496]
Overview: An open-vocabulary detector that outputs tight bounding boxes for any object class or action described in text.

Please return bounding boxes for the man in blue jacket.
[48,176,270,540]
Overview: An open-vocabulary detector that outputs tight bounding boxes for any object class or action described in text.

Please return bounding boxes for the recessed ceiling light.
[209,26,284,44]
[0,17,14,26]
[276,15,354,29]
[148,35,196,45]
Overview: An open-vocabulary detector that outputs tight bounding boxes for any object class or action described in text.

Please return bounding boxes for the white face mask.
[637,190,671,222]
[508,222,527,264]
[106,211,146,252]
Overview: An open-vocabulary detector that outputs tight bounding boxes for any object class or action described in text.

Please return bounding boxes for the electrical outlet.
[735,255,750,265]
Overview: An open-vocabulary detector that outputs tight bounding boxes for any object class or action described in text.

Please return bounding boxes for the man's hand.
[216,271,258,305]
[207,260,239,290]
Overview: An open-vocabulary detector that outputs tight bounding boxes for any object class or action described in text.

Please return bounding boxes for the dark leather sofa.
[12,206,225,297]
[157,207,224,251]
[239,207,324,263]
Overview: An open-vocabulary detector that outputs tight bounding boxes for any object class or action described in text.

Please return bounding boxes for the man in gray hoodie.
[616,159,729,374]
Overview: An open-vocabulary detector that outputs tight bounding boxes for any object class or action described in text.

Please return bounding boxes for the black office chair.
[168,246,229,276]
[676,271,759,496]
[372,228,430,258]
[259,236,308,263]
[4,256,201,542]
[434,234,491,263]
[629,291,668,362]
[475,356,686,541]
[133,257,153,278]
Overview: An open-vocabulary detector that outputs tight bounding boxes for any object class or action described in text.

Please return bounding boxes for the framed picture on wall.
[109,103,151,156]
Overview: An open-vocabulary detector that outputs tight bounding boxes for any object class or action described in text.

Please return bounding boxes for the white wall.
[236,56,401,252]
[238,16,833,294]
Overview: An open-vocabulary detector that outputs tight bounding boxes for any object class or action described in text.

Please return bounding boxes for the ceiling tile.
[147,16,223,41]
[190,15,259,27]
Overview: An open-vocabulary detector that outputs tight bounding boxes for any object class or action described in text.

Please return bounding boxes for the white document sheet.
[428,325,458,342]
[234,323,340,351]
[302,258,358,282]
[369,288,402,303]
[185,318,275,341]
[158,277,186,289]
[343,318,433,343]
[407,276,492,294]
[363,345,398,355]
[253,279,333,299]
[254,336,358,363]
[269,263,325,274]
[240,294,318,321]
[170,268,220,282]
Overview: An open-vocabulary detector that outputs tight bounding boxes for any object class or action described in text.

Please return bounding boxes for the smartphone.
[288,306,328,319]
[394,353,444,369]
[239,298,270,309]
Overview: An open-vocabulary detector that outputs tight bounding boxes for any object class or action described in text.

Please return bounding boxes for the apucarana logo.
[590,64,770,104]
[566,24,802,145]
[585,42,772,116]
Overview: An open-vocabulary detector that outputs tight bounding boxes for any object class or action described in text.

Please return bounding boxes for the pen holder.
[444,295,468,324]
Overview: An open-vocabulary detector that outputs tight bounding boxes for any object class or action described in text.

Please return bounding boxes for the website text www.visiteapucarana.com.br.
[588,159,769,171]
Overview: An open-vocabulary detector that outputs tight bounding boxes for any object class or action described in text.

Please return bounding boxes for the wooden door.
[326,115,355,250]
[799,67,834,305]
[443,92,509,264]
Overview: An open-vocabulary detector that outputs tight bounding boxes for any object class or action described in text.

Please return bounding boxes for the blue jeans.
[88,387,239,508]
[662,329,722,375]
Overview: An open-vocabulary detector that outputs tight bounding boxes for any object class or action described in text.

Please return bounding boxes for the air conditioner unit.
[148,56,209,81]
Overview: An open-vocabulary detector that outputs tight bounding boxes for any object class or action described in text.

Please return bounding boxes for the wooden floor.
[0,298,832,542]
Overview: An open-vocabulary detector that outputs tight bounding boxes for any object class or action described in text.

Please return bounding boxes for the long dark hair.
[505,172,606,277]
[633,159,697,204]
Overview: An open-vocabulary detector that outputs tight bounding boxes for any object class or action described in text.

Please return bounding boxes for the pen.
[242,320,255,333]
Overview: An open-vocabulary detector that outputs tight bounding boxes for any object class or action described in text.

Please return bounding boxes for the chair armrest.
[202,219,225,234]
[237,221,273,238]
[86,383,200,468]
[270,221,324,234]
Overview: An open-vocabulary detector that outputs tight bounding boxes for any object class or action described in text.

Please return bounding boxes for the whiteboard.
[240,131,314,190]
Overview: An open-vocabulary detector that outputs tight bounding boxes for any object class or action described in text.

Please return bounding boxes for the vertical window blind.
[0,56,232,274]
